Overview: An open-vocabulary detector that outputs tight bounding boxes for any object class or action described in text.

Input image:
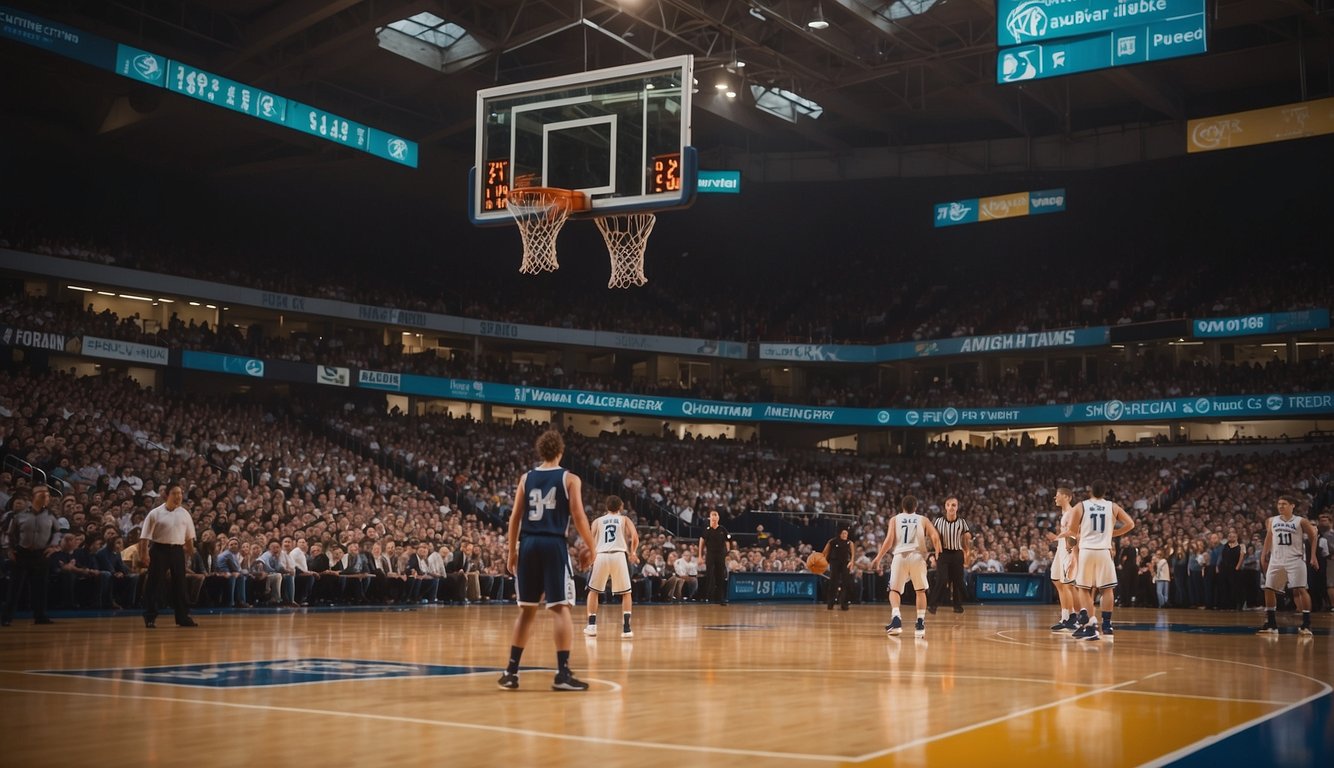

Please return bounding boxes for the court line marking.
[0,685,846,762]
[1110,689,1291,706]
[1137,649,1332,768]
[619,668,1105,688]
[12,668,619,692]
[851,678,1144,762]
[990,625,1333,767]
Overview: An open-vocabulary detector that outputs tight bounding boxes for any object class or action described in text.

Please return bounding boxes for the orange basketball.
[806,552,829,575]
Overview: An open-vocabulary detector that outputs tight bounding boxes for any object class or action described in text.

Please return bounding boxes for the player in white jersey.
[584,496,640,639]
[1257,494,1320,636]
[1059,482,1134,641]
[1046,487,1080,633]
[871,495,941,638]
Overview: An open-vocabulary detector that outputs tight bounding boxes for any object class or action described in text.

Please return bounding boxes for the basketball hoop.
[508,187,588,274]
[596,212,656,289]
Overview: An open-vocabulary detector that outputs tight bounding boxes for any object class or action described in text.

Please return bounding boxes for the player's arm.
[821,540,832,559]
[962,526,972,563]
[1111,504,1135,537]
[506,474,527,574]
[870,516,897,568]
[922,517,943,558]
[626,518,641,564]
[1055,503,1083,541]
[698,534,706,559]
[1303,518,1320,569]
[566,472,595,554]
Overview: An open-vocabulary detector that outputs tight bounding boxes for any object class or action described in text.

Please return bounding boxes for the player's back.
[1079,499,1114,550]
[522,467,570,538]
[595,513,628,553]
[1268,515,1305,563]
[893,512,926,555]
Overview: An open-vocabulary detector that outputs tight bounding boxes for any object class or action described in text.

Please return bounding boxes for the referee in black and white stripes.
[928,497,971,614]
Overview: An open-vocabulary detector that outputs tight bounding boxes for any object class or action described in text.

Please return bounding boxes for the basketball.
[806,552,829,575]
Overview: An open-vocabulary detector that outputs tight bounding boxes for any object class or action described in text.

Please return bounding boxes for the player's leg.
[1293,576,1313,635]
[584,587,600,636]
[886,556,905,635]
[1259,566,1283,633]
[912,557,929,637]
[620,590,634,637]
[548,542,587,690]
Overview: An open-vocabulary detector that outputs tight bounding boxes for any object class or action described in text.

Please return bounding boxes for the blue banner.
[1029,188,1067,214]
[997,0,1205,47]
[1193,309,1330,339]
[934,199,979,228]
[697,170,742,194]
[997,0,1207,83]
[727,573,819,602]
[3,7,416,167]
[182,350,265,378]
[0,5,114,67]
[975,573,1049,603]
[760,327,1108,364]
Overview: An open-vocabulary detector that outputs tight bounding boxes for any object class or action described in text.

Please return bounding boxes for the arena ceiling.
[4,0,1332,183]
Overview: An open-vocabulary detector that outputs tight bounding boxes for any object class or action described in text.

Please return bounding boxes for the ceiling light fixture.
[807,3,830,30]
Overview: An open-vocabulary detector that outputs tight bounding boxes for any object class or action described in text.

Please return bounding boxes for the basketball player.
[1061,483,1135,641]
[1256,494,1320,636]
[498,430,597,691]
[1046,487,1079,632]
[584,495,639,639]
[870,496,942,638]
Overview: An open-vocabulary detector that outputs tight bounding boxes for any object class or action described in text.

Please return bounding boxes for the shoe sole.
[914,631,925,638]
[886,629,902,636]
[583,631,597,637]
[552,683,589,691]
[621,632,633,638]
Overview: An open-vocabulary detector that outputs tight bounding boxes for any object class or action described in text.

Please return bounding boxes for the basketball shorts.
[1075,548,1116,590]
[516,536,576,608]
[588,551,632,595]
[889,551,928,594]
[1263,560,1308,593]
[1051,546,1075,584]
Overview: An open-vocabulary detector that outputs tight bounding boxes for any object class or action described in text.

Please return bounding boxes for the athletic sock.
[891,607,901,619]
[1301,611,1311,628]
[623,612,632,631]
[1101,610,1113,628]
[588,614,597,626]
[1266,609,1277,627]
[556,650,571,676]
[507,646,524,675]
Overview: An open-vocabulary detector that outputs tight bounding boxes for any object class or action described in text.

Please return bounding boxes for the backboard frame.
[469,55,695,226]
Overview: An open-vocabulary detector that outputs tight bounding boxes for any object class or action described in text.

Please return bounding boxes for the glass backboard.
[470,55,695,225]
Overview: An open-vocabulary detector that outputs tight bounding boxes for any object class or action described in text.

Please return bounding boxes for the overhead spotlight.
[725,89,737,99]
[807,2,830,30]
[749,6,767,21]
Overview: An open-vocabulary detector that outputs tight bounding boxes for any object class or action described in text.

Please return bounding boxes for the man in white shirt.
[140,485,197,628]
[287,537,315,605]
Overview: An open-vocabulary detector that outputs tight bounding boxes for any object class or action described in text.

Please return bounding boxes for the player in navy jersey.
[498,430,596,691]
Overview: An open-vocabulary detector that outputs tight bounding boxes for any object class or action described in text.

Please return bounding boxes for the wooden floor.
[1,604,1330,767]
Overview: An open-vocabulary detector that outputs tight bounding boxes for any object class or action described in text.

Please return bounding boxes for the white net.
[508,189,575,274]
[595,213,656,289]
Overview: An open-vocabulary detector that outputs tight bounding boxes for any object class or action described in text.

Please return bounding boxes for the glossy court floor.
[1,603,1330,767]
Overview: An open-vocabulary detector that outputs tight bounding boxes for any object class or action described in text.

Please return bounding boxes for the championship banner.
[1188,97,1334,153]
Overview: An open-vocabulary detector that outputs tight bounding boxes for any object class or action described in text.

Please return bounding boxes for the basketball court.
[1,604,1329,766]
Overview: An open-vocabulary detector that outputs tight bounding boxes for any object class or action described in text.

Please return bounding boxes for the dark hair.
[606,495,624,512]
[536,430,564,462]
[1056,487,1072,498]
[1090,481,1105,498]
[901,495,918,513]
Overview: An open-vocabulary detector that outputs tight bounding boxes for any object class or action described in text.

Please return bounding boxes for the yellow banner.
[978,192,1029,221]
[1188,97,1334,153]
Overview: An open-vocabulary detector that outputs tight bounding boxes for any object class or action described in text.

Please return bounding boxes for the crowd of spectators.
[3,367,1331,616]
[4,229,1329,345]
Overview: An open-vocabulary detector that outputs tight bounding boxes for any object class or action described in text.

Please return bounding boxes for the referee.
[928,497,971,614]
[698,510,732,605]
[141,485,197,628]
